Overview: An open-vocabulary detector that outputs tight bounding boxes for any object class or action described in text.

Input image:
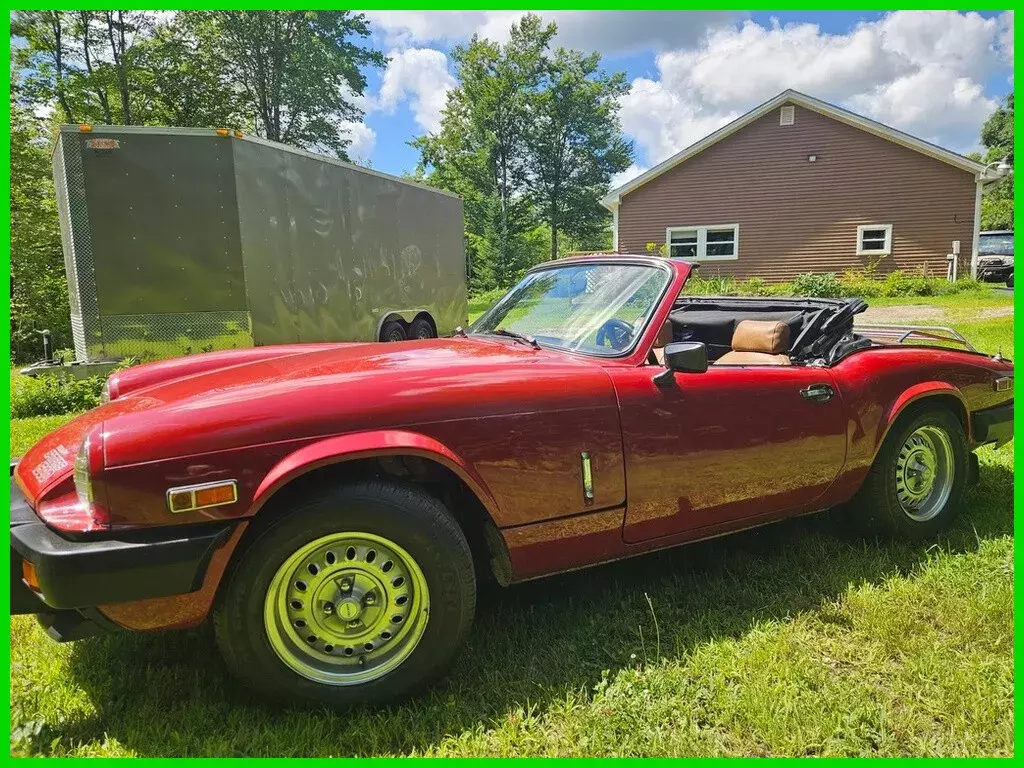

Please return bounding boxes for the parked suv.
[977,230,1014,288]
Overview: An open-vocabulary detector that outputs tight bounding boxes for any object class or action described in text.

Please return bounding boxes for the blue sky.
[351,10,1014,181]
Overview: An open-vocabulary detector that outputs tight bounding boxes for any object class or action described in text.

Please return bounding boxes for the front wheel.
[847,406,968,540]
[213,481,476,705]
[1006,273,1013,289]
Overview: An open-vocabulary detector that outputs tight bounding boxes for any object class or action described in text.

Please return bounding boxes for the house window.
[857,224,892,255]
[666,224,739,261]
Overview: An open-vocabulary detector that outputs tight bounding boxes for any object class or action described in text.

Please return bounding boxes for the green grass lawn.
[8,296,1014,757]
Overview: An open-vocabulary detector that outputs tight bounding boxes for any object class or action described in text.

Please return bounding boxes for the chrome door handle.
[800,383,834,403]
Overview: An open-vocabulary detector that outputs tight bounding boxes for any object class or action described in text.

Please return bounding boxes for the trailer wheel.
[409,317,435,340]
[380,321,407,343]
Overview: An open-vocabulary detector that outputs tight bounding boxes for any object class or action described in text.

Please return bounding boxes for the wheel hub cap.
[264,532,429,686]
[894,426,954,522]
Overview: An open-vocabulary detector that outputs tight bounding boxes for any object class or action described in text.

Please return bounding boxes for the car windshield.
[470,262,670,356]
[980,234,1014,255]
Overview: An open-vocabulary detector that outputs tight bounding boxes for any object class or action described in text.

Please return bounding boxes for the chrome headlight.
[99,379,111,404]
[73,435,94,507]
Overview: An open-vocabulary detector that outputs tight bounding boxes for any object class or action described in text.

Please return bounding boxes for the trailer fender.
[250,429,501,520]
[376,309,436,339]
[877,381,969,451]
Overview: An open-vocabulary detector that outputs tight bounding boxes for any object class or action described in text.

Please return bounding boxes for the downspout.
[970,177,983,280]
[611,203,619,252]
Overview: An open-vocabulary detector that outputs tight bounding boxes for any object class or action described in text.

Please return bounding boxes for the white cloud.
[610,163,648,190]
[364,10,736,54]
[375,47,456,134]
[618,11,1012,166]
[341,122,376,163]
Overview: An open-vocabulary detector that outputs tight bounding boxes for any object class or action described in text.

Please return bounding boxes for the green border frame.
[3,4,1019,759]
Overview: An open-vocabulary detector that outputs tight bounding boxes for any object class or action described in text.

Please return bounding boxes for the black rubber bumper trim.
[10,476,236,611]
[972,401,1013,448]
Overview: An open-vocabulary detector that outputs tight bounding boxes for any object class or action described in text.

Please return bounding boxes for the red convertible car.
[10,255,1013,705]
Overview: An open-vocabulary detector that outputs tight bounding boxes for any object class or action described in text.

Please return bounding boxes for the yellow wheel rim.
[264,532,430,686]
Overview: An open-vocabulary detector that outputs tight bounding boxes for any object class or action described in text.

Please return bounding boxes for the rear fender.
[249,429,501,520]
[877,381,969,451]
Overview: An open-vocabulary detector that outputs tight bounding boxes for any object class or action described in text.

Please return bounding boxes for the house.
[602,90,1004,281]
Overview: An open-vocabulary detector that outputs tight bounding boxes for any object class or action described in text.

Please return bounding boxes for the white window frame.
[856,224,892,256]
[665,223,739,261]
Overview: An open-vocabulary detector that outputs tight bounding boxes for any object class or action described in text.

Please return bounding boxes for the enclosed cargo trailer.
[46,124,467,370]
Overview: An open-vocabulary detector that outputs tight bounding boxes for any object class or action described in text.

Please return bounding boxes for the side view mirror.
[654,341,708,385]
[665,341,708,373]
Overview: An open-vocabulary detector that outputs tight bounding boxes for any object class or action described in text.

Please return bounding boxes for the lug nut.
[364,593,376,606]
[322,602,335,615]
[339,578,353,592]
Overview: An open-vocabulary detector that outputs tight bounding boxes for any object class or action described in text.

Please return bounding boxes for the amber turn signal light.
[78,123,93,132]
[166,480,238,513]
[22,560,40,592]
[215,128,230,136]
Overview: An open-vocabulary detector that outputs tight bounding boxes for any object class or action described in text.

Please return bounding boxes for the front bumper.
[10,472,236,637]
[973,401,1013,448]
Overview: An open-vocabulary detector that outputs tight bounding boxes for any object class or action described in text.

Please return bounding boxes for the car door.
[610,363,848,543]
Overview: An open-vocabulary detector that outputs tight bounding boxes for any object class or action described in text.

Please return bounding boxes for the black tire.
[408,317,435,340]
[380,320,407,342]
[213,480,476,705]
[846,405,969,540]
[1006,274,1013,289]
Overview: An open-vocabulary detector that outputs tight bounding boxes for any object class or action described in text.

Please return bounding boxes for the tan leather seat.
[715,320,791,366]
[650,320,673,366]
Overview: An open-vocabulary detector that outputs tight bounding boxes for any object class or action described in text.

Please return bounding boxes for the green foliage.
[416,14,632,291]
[979,93,1013,231]
[9,80,71,363]
[789,272,846,298]
[686,269,985,299]
[10,374,104,419]
[186,11,385,158]
[527,44,632,260]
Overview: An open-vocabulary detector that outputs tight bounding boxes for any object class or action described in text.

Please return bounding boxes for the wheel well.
[897,393,969,437]
[240,455,506,584]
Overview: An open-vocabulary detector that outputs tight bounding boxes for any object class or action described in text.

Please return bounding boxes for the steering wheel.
[595,318,635,351]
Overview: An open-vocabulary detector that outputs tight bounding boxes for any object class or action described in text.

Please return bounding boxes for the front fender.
[877,381,969,451]
[250,429,501,519]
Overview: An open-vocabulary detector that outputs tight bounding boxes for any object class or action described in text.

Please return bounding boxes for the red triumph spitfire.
[10,255,1013,705]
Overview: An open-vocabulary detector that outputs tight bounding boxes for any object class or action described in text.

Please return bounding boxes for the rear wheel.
[1006,273,1013,288]
[847,406,968,539]
[214,481,476,705]
[408,317,435,340]
[380,320,407,343]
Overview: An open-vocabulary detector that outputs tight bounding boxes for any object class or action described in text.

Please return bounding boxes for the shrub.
[790,272,845,298]
[10,374,104,419]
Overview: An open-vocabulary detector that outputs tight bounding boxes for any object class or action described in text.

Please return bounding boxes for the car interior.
[648,296,870,367]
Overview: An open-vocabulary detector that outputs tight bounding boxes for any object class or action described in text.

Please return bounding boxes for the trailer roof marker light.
[79,124,93,132]
[233,130,244,138]
[216,128,230,136]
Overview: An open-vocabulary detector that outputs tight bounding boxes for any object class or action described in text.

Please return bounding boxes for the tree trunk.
[105,11,132,124]
[48,12,74,122]
[80,12,112,123]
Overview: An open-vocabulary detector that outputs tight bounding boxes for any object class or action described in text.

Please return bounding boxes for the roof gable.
[602,89,988,209]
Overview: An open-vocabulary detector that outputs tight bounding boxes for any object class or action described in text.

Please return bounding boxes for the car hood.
[15,337,615,502]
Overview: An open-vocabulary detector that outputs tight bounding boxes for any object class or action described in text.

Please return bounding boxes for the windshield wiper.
[489,328,540,349]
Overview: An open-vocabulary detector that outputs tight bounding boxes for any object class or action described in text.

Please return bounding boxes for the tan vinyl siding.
[617,103,977,282]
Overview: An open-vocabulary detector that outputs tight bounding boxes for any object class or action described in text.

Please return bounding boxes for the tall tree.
[9,73,71,361]
[527,48,632,260]
[415,14,632,289]
[188,10,385,158]
[130,16,243,128]
[415,15,556,289]
[980,93,1013,231]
